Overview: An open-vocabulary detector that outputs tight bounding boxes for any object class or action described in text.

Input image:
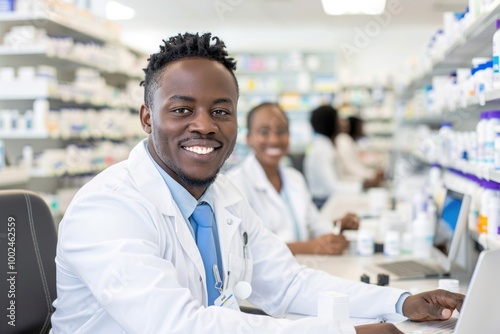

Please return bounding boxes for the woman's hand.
[335,213,360,232]
[307,233,349,255]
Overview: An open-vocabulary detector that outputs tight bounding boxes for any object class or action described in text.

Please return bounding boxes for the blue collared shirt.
[144,140,223,273]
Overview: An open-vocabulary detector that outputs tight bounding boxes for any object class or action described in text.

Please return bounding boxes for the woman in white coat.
[226,102,358,255]
[304,105,383,209]
[335,116,384,182]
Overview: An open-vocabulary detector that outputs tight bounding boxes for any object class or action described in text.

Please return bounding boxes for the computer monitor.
[432,188,470,272]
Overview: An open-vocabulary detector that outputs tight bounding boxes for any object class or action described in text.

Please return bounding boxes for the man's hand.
[355,323,403,333]
[402,289,464,322]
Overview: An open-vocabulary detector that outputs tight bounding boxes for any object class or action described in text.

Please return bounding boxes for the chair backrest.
[0,190,57,334]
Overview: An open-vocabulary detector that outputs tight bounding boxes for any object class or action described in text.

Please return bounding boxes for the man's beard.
[176,168,219,188]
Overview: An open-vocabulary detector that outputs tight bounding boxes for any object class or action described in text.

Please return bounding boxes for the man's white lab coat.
[51,140,404,333]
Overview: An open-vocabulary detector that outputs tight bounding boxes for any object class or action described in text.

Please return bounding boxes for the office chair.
[0,190,57,334]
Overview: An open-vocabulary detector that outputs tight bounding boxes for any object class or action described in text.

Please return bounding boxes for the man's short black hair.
[246,102,288,132]
[310,105,339,139]
[140,32,239,109]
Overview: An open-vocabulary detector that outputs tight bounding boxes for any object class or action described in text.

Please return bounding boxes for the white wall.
[336,27,438,86]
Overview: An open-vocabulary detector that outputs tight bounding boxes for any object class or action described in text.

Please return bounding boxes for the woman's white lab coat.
[335,132,376,182]
[51,140,404,333]
[225,153,331,243]
[304,134,362,200]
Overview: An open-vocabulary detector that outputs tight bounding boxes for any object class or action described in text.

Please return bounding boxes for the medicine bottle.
[438,122,453,167]
[478,180,500,234]
[383,231,400,257]
[412,212,434,258]
[468,175,482,231]
[356,230,374,256]
[487,194,500,238]
[476,111,489,175]
[485,110,500,169]
[493,19,500,89]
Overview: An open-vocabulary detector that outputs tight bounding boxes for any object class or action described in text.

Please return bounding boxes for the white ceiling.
[107,0,469,82]
[114,0,467,52]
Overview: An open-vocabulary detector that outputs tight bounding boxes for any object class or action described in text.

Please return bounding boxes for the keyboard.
[377,260,440,277]
[396,317,457,334]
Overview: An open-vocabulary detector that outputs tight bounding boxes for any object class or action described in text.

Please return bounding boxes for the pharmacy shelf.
[400,116,446,127]
[0,10,120,45]
[364,117,393,122]
[1,132,50,139]
[400,0,500,100]
[489,170,500,183]
[469,229,500,250]
[31,168,107,178]
[236,69,335,77]
[0,5,143,198]
[364,132,394,137]
[401,155,500,186]
[1,132,140,141]
[238,90,279,95]
[0,166,30,187]
[0,84,136,109]
[401,88,500,126]
[0,45,142,83]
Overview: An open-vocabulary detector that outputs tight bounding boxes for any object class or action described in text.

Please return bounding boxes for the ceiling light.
[321,0,386,15]
[105,1,135,20]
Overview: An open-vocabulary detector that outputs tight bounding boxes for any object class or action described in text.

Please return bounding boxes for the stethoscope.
[232,231,252,300]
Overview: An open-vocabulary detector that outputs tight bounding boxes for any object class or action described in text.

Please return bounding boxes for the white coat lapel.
[214,207,241,275]
[284,172,307,228]
[127,141,206,282]
[245,154,288,215]
[211,175,246,282]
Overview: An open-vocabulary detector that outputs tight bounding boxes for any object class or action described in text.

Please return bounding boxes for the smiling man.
[142,56,238,198]
[50,33,463,334]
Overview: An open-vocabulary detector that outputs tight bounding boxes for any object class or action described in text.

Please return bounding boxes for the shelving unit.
[470,229,500,250]
[0,8,121,44]
[392,1,500,249]
[0,45,142,83]
[224,52,337,168]
[235,52,337,113]
[0,166,29,188]
[398,0,500,100]
[0,2,146,224]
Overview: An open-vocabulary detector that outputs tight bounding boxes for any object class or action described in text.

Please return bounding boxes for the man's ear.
[140,104,152,134]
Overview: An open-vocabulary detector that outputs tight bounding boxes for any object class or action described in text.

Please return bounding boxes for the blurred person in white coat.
[226,102,358,255]
[304,106,383,209]
[50,32,464,334]
[335,116,384,183]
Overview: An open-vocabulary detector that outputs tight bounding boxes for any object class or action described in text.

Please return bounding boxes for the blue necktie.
[191,203,220,305]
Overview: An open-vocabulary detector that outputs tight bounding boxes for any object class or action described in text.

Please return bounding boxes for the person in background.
[303,105,383,209]
[335,115,384,183]
[51,32,464,334]
[226,102,358,255]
